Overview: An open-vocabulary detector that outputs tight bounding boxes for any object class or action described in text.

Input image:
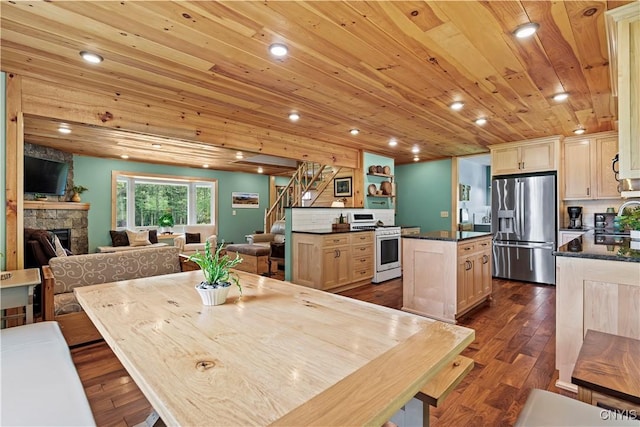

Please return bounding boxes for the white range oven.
[349,213,402,283]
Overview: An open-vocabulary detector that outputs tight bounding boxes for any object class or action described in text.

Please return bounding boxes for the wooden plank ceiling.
[0,0,633,170]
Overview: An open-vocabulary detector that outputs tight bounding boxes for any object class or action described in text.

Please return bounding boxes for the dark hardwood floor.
[72,276,573,426]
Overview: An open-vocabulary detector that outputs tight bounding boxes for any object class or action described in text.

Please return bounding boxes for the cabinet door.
[563,140,592,199]
[480,251,492,296]
[492,146,521,175]
[617,15,640,179]
[322,247,350,290]
[521,142,555,172]
[456,257,473,312]
[595,136,620,198]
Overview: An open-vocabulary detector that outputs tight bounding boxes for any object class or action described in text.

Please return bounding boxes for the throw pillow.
[148,229,158,244]
[110,230,130,247]
[52,235,68,257]
[126,229,151,247]
[185,232,201,244]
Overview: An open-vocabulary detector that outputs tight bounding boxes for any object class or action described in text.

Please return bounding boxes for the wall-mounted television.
[24,156,70,195]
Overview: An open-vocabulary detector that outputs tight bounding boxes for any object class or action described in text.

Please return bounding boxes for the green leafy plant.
[188,240,243,294]
[158,211,175,227]
[33,193,47,199]
[72,185,88,194]
[619,206,640,231]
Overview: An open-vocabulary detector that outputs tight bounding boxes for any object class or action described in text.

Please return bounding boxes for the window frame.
[111,170,218,230]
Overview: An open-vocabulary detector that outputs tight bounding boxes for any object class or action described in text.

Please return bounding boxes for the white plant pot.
[631,229,640,240]
[196,284,230,306]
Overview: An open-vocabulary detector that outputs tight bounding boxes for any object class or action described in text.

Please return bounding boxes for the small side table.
[572,330,640,413]
[0,268,41,327]
[157,233,183,246]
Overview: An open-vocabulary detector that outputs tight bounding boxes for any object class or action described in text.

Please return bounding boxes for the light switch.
[232,210,236,216]
[440,211,449,218]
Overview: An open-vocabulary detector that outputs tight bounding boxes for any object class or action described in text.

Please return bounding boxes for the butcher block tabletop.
[75,270,474,426]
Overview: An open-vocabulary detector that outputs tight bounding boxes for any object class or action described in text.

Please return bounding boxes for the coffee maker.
[568,206,583,229]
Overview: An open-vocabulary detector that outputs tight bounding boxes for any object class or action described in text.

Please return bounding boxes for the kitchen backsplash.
[291,208,394,232]
[561,198,640,229]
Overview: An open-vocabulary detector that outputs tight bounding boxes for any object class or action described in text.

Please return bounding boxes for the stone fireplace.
[24,202,89,254]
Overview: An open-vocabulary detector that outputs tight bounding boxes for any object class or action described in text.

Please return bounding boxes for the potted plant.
[33,193,48,201]
[71,185,88,202]
[188,240,243,306]
[619,206,640,240]
[158,211,175,234]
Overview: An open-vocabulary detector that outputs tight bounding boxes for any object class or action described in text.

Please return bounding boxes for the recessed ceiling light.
[450,101,464,111]
[411,146,420,154]
[202,164,209,168]
[79,51,103,64]
[120,154,129,159]
[235,152,244,159]
[388,138,398,147]
[257,167,264,174]
[349,128,360,135]
[57,126,71,134]
[269,43,288,57]
[513,22,540,38]
[288,112,300,121]
[413,156,420,162]
[151,143,162,149]
[475,118,487,126]
[553,92,569,102]
[573,128,586,135]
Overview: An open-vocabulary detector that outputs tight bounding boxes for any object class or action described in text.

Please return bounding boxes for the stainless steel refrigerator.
[492,173,556,285]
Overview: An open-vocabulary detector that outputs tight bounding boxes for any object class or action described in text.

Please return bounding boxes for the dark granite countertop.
[400,225,420,229]
[292,229,371,235]
[554,230,640,263]
[402,230,492,242]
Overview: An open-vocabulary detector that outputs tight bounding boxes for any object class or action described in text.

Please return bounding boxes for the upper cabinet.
[490,136,560,176]
[562,131,619,200]
[606,4,640,181]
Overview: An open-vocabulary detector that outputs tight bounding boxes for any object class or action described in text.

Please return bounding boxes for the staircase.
[264,162,341,231]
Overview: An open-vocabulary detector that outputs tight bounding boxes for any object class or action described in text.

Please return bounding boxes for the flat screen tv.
[24,156,70,195]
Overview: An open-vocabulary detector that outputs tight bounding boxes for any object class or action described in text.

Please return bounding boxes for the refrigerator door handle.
[493,242,555,250]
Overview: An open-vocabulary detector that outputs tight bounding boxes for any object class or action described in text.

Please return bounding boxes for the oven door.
[376,234,401,272]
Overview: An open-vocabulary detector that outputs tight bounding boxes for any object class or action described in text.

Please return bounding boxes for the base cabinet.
[293,231,373,291]
[403,235,492,323]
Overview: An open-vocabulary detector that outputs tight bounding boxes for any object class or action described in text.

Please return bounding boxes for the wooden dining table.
[75,270,474,426]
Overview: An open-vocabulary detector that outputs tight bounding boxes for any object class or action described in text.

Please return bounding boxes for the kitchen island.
[402,231,493,323]
[75,270,474,426]
[554,231,640,392]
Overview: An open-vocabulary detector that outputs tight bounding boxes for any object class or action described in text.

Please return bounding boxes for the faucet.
[617,200,640,216]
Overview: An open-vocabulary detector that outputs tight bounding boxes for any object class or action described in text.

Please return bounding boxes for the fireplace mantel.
[24,201,90,211]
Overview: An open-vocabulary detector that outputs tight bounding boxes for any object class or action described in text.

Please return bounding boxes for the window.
[113,172,216,229]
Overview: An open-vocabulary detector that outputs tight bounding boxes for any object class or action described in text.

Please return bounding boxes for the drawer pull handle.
[464,247,471,251]
[465,260,472,270]
[481,243,489,246]
[482,255,489,264]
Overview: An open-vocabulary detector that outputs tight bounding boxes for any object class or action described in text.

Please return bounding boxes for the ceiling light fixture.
[202,164,209,169]
[151,143,162,149]
[349,128,360,135]
[513,22,540,38]
[411,146,420,154]
[57,125,71,134]
[573,128,586,135]
[450,101,464,111]
[269,43,288,57]
[79,51,104,64]
[413,156,420,162]
[553,92,569,102]
[475,118,487,126]
[120,154,129,159]
[288,112,300,121]
[257,167,264,174]
[388,138,398,147]
[235,152,244,159]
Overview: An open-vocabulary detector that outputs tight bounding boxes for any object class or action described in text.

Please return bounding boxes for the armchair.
[246,220,286,275]
[174,225,217,255]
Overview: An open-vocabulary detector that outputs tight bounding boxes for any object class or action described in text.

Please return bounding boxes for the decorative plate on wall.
[368,184,377,195]
[383,165,391,175]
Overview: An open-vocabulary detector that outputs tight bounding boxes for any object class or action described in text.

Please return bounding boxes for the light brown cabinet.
[490,137,559,175]
[562,132,619,200]
[402,235,492,323]
[292,231,373,292]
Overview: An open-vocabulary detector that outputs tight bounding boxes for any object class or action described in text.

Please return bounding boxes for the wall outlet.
[232,210,236,216]
[440,211,449,218]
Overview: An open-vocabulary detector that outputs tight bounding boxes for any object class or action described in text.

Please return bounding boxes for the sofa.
[1,322,96,426]
[174,224,217,255]
[96,228,168,253]
[43,245,184,346]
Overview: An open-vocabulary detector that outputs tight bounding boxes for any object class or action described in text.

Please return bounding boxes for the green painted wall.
[363,152,394,209]
[395,159,452,231]
[73,155,269,252]
[1,72,5,268]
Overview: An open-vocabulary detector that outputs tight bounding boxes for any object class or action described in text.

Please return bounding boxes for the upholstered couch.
[245,220,285,246]
[174,225,217,255]
[43,246,185,346]
[96,228,168,253]
[0,322,96,426]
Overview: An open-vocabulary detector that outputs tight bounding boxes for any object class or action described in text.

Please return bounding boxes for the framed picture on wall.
[334,177,352,197]
[459,184,470,201]
[232,192,259,208]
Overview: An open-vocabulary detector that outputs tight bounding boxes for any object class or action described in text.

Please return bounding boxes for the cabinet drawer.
[352,244,373,257]
[351,232,373,244]
[352,267,373,280]
[323,235,349,247]
[457,242,476,255]
[477,239,492,251]
[352,255,373,268]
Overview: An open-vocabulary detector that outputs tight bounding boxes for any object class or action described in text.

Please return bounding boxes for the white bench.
[0,322,95,426]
